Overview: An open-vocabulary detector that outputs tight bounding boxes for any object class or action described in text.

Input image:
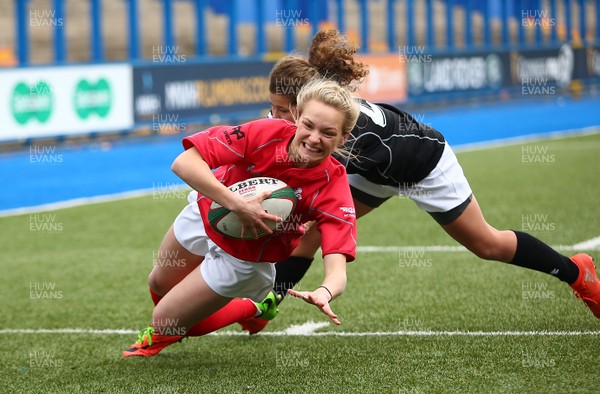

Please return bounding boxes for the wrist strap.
[318,285,333,302]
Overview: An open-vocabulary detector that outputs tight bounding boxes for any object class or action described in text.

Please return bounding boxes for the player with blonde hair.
[123,79,360,357]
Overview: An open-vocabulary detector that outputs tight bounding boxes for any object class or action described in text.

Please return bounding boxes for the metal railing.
[8,0,599,66]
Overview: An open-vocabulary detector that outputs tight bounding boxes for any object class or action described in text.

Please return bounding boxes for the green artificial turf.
[2,133,599,393]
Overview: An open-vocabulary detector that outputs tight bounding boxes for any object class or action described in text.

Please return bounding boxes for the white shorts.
[348,143,473,223]
[172,191,275,302]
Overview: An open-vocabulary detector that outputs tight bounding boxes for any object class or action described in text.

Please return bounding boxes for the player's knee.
[469,238,512,261]
[470,245,500,261]
[466,229,514,262]
[148,270,168,296]
[151,305,169,330]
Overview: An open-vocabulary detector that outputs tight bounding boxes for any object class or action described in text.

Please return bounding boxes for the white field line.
[453,126,600,153]
[358,246,468,253]
[0,329,138,335]
[0,188,170,218]
[258,330,600,337]
[357,235,600,253]
[280,321,329,335]
[2,323,600,337]
[571,236,600,251]
[0,185,191,218]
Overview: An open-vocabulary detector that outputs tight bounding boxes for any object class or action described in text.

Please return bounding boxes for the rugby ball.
[208,177,297,239]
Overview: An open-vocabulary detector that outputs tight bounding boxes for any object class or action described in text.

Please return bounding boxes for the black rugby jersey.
[335,99,446,187]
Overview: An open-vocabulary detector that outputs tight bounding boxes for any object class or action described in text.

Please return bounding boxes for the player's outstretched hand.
[287,288,341,325]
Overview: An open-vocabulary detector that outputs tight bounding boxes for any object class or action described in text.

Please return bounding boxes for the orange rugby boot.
[122,326,184,357]
[238,317,271,335]
[569,254,600,318]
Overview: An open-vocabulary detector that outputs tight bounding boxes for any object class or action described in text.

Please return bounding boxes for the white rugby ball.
[208,177,297,239]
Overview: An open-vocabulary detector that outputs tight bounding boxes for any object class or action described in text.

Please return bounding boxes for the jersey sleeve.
[312,168,357,262]
[182,123,252,168]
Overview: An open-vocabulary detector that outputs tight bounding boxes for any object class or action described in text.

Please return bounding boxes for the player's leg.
[419,144,599,317]
[274,223,319,296]
[235,227,322,334]
[439,195,600,317]
[440,196,517,262]
[439,194,574,273]
[152,265,231,334]
[185,292,277,336]
[124,264,231,357]
[124,241,277,356]
[234,223,323,335]
[148,225,204,300]
[148,192,206,304]
[145,190,245,339]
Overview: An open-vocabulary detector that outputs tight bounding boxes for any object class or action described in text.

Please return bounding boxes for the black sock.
[510,231,579,284]
[273,256,314,300]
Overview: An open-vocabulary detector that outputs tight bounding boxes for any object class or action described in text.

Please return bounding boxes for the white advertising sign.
[0,64,133,141]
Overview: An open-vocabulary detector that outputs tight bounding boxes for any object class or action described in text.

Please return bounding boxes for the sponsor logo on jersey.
[339,206,356,217]
[230,126,245,140]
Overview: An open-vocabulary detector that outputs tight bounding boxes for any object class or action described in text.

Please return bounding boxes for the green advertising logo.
[73,78,112,119]
[11,81,54,125]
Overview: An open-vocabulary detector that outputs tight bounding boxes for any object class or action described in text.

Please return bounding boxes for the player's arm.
[171,148,280,238]
[321,253,347,300]
[287,253,346,325]
[172,148,242,212]
[286,168,356,323]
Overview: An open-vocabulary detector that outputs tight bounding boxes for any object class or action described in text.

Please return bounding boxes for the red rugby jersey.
[182,118,357,263]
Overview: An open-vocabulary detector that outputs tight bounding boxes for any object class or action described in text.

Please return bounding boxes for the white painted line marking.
[2,326,599,337]
[0,186,189,218]
[281,321,329,335]
[0,329,138,335]
[358,246,467,253]
[0,189,157,218]
[358,241,600,253]
[572,235,600,251]
[453,127,600,153]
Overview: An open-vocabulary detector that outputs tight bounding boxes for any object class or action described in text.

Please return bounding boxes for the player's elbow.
[172,148,204,179]
[171,152,195,181]
[171,154,185,177]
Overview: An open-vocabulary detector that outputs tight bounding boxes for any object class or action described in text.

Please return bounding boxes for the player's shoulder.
[244,118,296,138]
[352,99,400,137]
[247,117,294,129]
[316,159,354,206]
[325,156,350,181]
[358,98,412,119]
